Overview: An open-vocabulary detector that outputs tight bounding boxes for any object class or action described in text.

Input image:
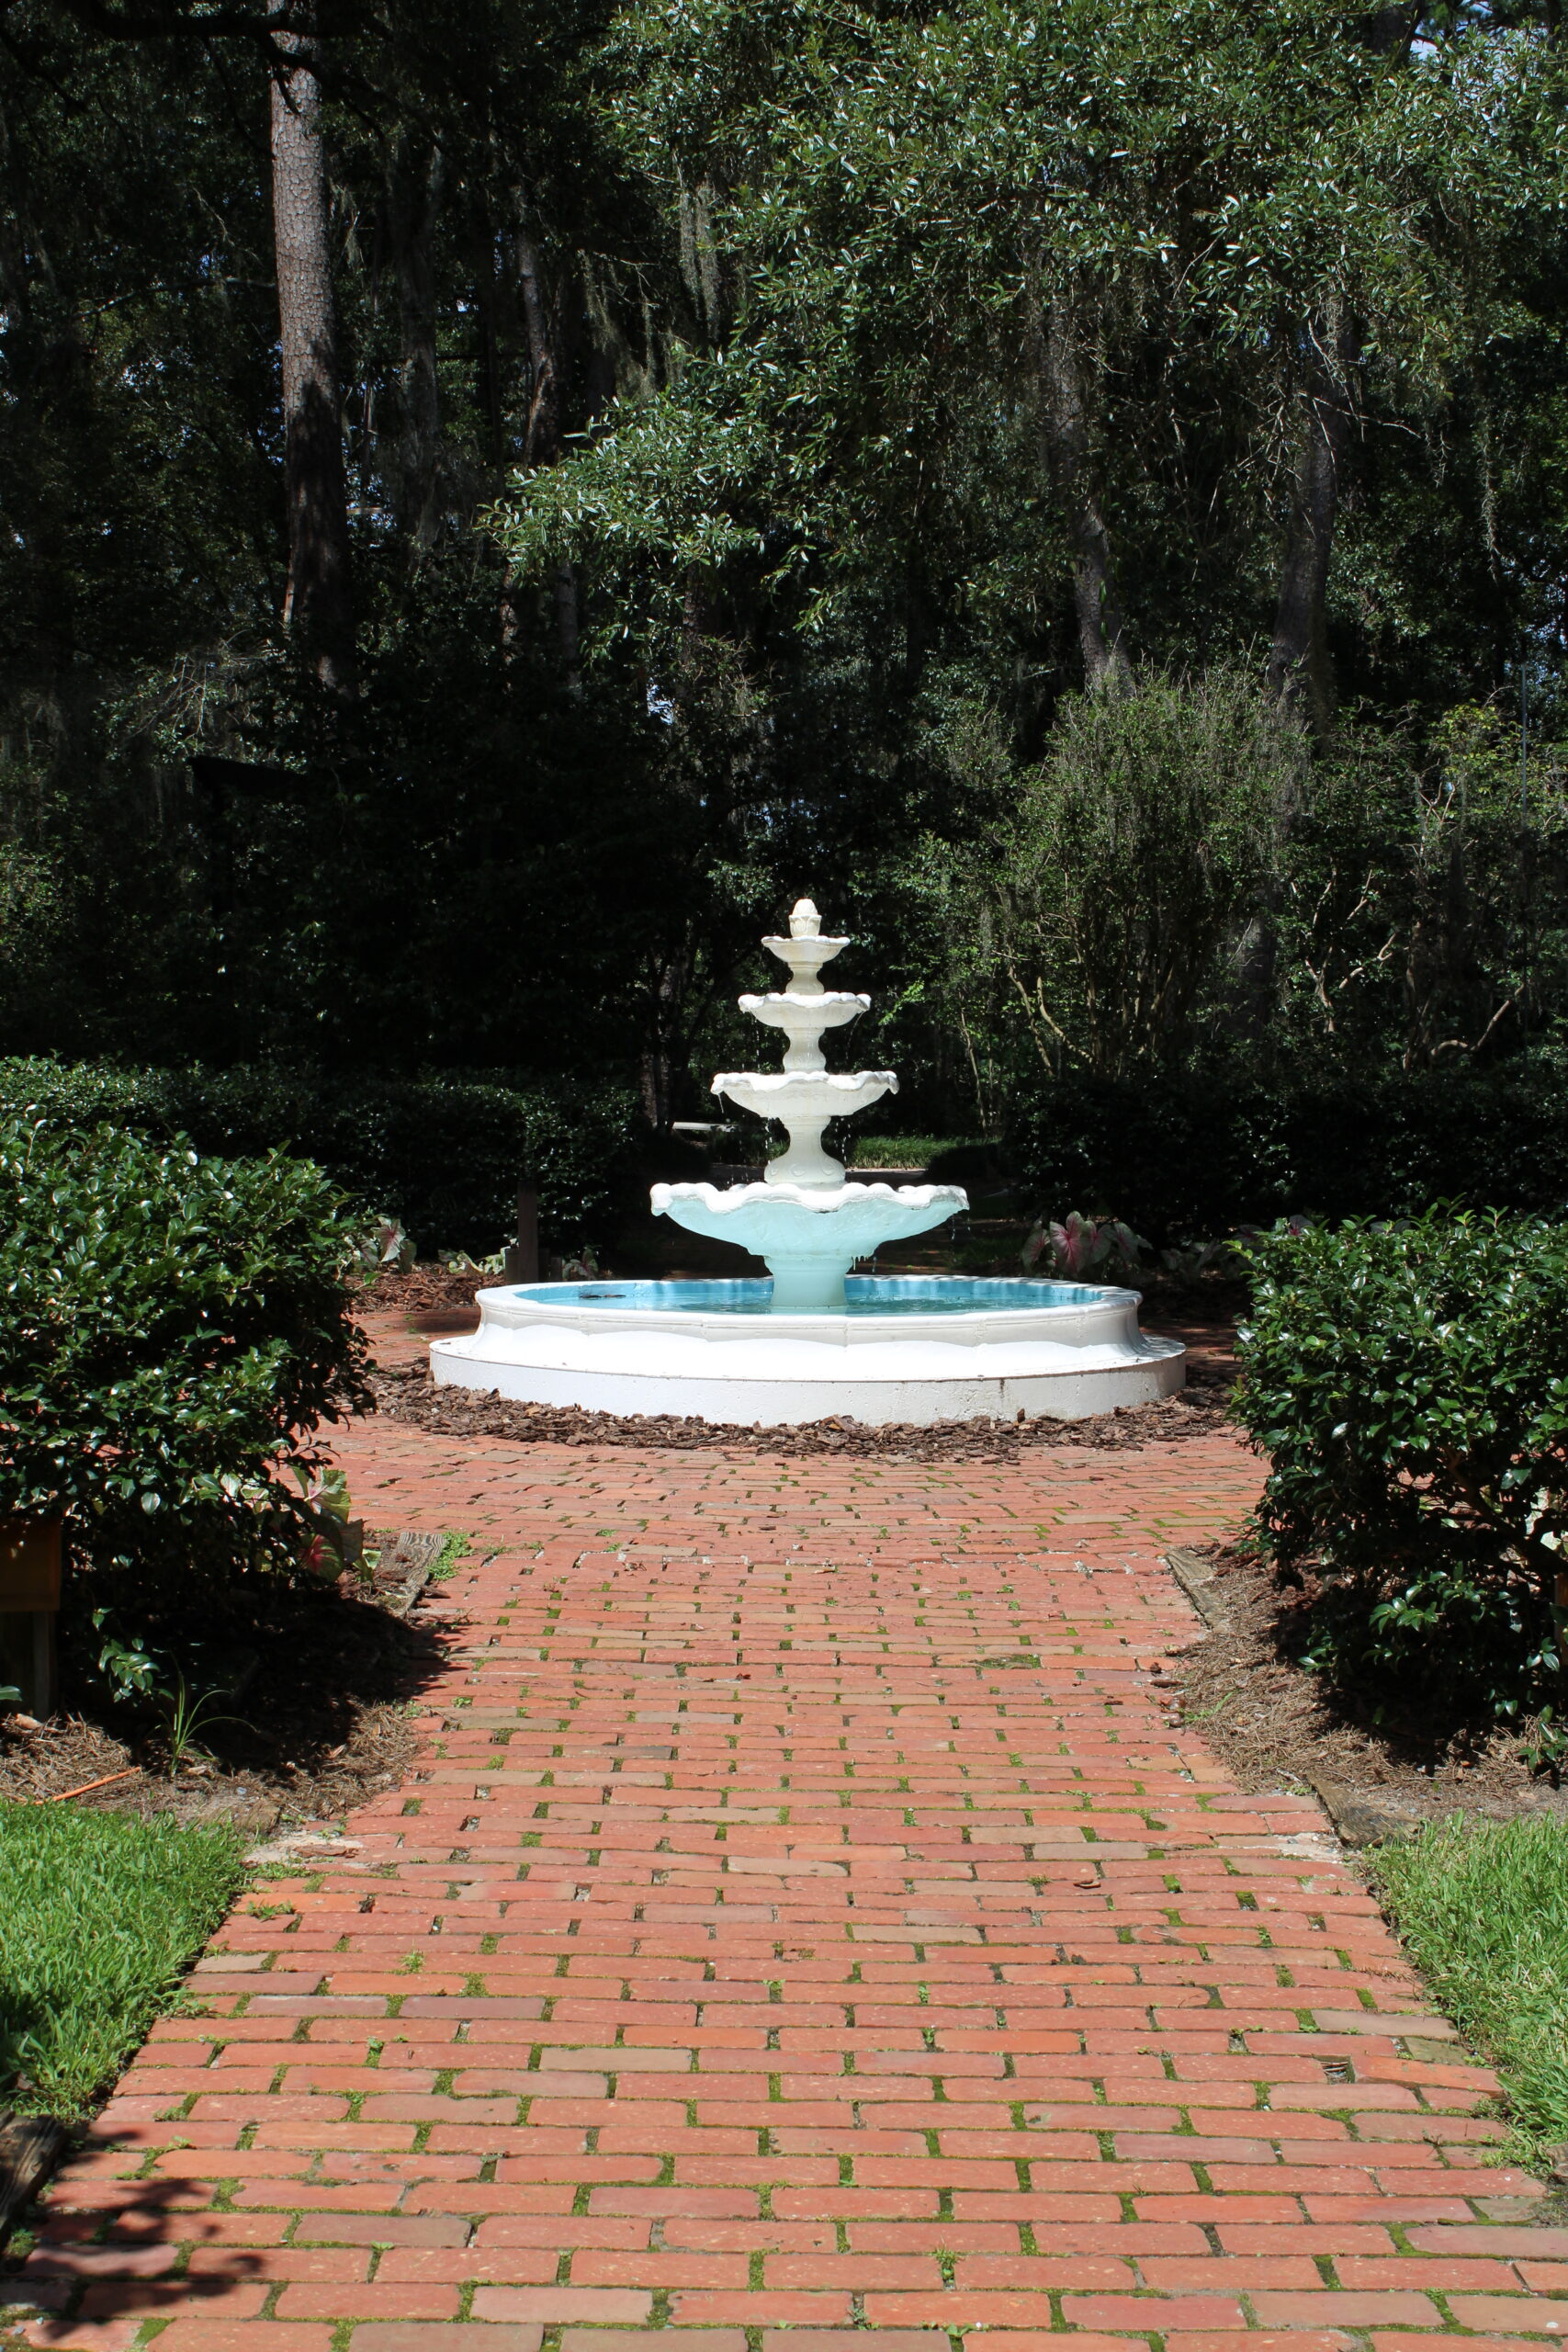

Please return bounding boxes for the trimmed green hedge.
[0,1110,369,1575]
[0,1058,638,1253]
[1002,1065,1568,1243]
[1233,1211,1568,1720]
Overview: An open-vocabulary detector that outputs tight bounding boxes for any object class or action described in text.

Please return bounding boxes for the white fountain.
[431,897,1184,1425]
[649,898,965,1311]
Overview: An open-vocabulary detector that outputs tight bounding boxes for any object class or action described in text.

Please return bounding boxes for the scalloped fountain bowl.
[429,1272,1186,1427]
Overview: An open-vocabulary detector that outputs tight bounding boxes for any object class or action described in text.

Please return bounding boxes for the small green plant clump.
[1233,1210,1568,1724]
[0,1803,244,2119]
[1376,1814,1568,2170]
[0,1107,372,1591]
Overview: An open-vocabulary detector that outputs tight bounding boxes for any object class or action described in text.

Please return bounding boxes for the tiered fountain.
[432,898,1184,1424]
[650,897,965,1310]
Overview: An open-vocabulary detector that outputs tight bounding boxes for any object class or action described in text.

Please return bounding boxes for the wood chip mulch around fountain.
[358,1263,489,1312]
[368,1361,1236,1462]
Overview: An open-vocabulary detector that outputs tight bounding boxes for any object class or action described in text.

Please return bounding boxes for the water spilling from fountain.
[431,897,1184,1425]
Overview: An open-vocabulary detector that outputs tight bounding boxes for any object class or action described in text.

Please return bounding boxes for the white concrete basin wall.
[429,1279,1186,1426]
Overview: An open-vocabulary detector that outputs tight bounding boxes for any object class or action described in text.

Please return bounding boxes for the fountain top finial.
[789,898,821,939]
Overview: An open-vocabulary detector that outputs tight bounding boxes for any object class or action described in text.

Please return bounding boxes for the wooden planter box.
[0,1517,62,1611]
[0,1517,62,1716]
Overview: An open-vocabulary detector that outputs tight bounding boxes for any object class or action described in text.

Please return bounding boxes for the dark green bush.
[0,1110,370,1581]
[1002,1064,1568,1244]
[0,1058,637,1254]
[1233,1212,1568,1720]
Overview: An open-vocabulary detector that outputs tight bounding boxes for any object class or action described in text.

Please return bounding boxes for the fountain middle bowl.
[428,1272,1187,1427]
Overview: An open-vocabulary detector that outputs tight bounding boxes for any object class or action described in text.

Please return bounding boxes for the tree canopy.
[1,0,1564,1174]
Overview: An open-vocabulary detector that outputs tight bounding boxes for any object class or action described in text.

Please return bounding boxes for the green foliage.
[1003,1062,1568,1246]
[159,1674,246,1777]
[0,1803,244,2120]
[966,671,1297,1075]
[0,1109,370,1580]
[431,1529,474,1583]
[1233,1212,1568,1717]
[2,0,1568,1175]
[1374,1814,1568,2169]
[0,1059,635,1254]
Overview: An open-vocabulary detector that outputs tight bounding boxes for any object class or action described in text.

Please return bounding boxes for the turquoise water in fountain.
[511,1275,1115,1316]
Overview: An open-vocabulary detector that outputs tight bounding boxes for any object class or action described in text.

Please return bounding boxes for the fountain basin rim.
[430,1307,1184,1425]
[465,1273,1149,1351]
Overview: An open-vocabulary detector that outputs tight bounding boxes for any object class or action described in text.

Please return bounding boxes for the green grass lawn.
[850,1136,964,1168]
[1375,1813,1568,2169]
[0,1802,244,2120]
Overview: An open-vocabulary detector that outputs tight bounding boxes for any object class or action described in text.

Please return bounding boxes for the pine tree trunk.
[1265,11,1415,736]
[1266,311,1357,741]
[270,21,355,702]
[1043,297,1132,695]
[388,139,445,560]
[513,220,581,687]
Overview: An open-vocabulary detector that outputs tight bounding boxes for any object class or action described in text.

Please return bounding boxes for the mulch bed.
[0,1532,456,1834]
[358,1263,490,1312]
[1171,1540,1568,1833]
[368,1360,1236,1463]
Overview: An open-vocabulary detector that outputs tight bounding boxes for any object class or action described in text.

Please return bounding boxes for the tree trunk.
[515,225,559,468]
[387,138,445,561]
[269,19,355,702]
[1356,6,1421,59]
[1265,10,1414,736]
[1266,309,1357,742]
[1043,296,1132,695]
[513,220,581,686]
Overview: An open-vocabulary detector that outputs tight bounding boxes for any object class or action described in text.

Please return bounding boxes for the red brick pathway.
[8,1410,1557,2352]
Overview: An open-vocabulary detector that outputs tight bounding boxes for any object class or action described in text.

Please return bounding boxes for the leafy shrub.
[0,1110,370,1584]
[1003,1063,1568,1246]
[0,1058,637,1253]
[1233,1211,1568,1720]
[1021,1209,1147,1284]
[968,669,1294,1078]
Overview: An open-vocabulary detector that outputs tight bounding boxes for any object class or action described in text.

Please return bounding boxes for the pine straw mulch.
[368,1359,1236,1464]
[1172,1540,1568,1830]
[0,1533,456,1834]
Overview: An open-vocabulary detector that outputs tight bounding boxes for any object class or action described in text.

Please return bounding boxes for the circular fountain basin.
[429,1273,1185,1427]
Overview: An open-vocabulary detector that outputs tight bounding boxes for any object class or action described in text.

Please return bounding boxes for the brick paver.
[6,1405,1556,2352]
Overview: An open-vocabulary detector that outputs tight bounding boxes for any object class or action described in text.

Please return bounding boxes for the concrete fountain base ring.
[429,1276,1186,1428]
